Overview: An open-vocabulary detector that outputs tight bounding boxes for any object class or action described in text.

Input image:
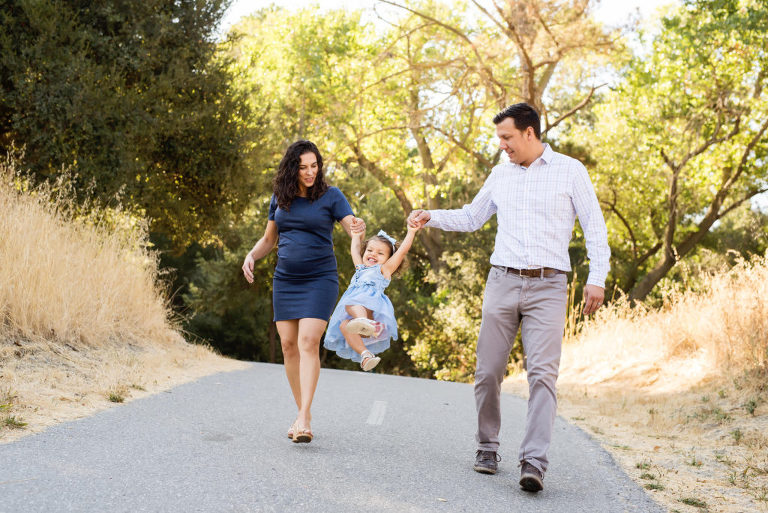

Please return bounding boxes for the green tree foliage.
[189,2,617,381]
[210,5,498,378]
[0,0,253,246]
[566,0,768,300]
[13,0,759,382]
[182,203,277,361]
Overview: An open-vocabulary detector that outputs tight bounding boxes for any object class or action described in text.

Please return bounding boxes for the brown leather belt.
[492,265,565,278]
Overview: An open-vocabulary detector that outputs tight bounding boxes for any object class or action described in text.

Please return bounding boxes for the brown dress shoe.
[519,461,544,492]
[473,450,501,474]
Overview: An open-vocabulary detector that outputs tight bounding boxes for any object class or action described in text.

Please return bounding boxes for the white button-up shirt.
[426,144,610,287]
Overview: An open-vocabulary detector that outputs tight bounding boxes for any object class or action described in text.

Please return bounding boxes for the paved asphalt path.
[0,363,664,512]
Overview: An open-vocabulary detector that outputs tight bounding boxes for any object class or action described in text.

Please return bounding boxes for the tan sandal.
[361,350,381,371]
[347,318,377,337]
[287,421,297,439]
[293,427,313,443]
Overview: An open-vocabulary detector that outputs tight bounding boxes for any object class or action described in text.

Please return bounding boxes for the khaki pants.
[474,266,568,473]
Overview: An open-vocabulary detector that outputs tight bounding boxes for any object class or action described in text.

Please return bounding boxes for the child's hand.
[407,222,420,233]
[350,217,366,234]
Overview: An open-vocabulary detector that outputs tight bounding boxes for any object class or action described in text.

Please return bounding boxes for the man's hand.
[408,209,430,228]
[583,284,604,316]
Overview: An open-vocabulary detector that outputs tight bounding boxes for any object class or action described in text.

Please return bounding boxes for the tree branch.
[600,189,637,260]
[379,0,506,96]
[637,242,663,268]
[723,117,768,191]
[719,188,768,218]
[543,85,602,134]
[425,122,494,169]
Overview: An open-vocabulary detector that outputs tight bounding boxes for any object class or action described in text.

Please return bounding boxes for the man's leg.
[475,269,522,455]
[517,273,568,476]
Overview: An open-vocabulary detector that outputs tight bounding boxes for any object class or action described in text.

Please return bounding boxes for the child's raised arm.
[351,230,365,267]
[381,224,419,279]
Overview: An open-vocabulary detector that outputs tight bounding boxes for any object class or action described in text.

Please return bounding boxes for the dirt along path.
[505,367,768,513]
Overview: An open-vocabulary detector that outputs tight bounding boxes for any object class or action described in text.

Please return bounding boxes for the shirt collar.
[538,143,554,165]
[514,143,553,170]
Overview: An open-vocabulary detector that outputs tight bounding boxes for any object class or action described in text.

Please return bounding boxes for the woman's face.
[297,152,318,194]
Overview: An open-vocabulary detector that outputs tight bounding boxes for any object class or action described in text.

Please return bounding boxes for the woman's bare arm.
[242,220,278,283]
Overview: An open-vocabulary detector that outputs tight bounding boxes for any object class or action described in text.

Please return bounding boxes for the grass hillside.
[507,256,768,512]
[0,159,244,442]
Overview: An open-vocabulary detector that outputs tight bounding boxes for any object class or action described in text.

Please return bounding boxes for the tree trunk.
[352,145,444,269]
[268,320,277,363]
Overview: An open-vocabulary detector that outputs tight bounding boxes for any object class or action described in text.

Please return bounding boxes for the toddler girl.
[324,225,419,371]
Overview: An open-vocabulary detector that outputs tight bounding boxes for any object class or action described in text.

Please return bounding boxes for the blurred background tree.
[2,0,766,382]
[0,0,256,248]
[561,0,768,301]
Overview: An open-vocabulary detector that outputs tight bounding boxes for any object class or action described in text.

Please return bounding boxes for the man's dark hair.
[493,103,541,139]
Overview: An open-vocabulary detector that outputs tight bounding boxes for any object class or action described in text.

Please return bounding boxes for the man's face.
[496,117,535,166]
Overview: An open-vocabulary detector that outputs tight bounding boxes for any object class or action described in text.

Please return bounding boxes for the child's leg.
[345,305,384,337]
[339,319,368,356]
[345,304,370,319]
[340,319,381,372]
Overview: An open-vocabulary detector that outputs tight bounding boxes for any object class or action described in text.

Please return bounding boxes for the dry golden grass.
[0,158,245,442]
[0,168,172,348]
[561,256,768,391]
[506,256,768,512]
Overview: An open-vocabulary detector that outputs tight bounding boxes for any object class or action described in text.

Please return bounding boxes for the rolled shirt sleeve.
[421,145,609,286]
[571,163,610,288]
[426,169,497,232]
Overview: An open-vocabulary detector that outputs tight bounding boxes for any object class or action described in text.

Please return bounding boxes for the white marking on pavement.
[366,400,387,425]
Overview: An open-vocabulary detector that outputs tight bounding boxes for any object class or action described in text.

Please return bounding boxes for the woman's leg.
[295,317,328,430]
[276,320,301,410]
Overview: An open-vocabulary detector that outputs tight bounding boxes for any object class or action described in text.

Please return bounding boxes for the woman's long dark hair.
[273,140,329,210]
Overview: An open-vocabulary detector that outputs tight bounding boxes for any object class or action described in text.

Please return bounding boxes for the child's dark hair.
[361,234,409,275]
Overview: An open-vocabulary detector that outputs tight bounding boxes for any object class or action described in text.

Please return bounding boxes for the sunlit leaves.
[565,0,768,296]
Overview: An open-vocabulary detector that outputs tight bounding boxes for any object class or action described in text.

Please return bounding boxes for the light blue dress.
[324,264,398,362]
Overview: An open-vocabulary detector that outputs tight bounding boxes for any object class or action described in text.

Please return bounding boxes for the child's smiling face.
[363,239,392,266]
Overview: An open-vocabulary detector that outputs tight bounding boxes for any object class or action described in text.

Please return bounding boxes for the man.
[408,103,610,493]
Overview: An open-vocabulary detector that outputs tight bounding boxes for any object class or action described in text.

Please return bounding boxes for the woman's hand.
[243,221,278,284]
[242,252,255,284]
[351,217,366,235]
[340,215,366,239]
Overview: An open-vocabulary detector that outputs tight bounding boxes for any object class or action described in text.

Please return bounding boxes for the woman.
[242,140,364,443]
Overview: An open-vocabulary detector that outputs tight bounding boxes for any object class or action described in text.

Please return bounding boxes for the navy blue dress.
[269,187,354,322]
